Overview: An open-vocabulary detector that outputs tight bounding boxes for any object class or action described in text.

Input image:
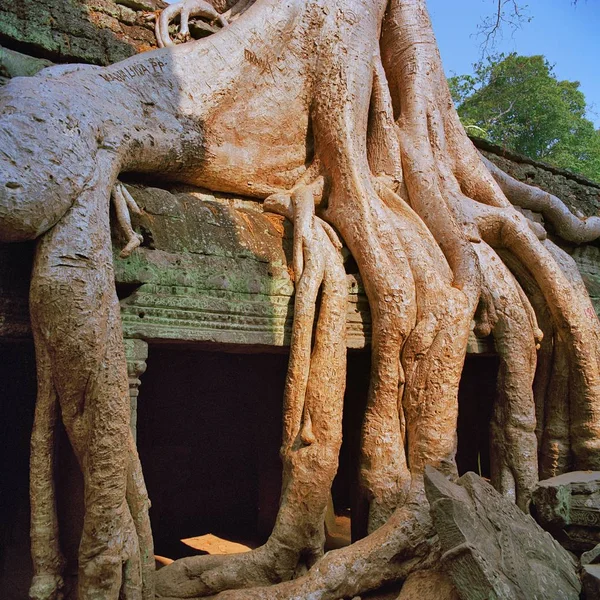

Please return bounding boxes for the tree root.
[155,0,228,48]
[482,155,600,243]
[159,481,437,600]
[469,201,600,468]
[495,249,571,478]
[382,0,600,472]
[112,182,143,258]
[156,183,348,597]
[9,0,600,598]
[475,243,538,510]
[27,162,155,600]
[29,345,65,600]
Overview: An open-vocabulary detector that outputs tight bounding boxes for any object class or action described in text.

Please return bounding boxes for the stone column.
[123,338,148,442]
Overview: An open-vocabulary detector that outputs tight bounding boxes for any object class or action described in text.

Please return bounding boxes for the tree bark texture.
[0,0,599,598]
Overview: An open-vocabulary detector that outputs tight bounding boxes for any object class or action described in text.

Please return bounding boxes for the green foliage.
[449,53,600,182]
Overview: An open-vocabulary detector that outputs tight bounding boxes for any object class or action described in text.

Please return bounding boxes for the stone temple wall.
[0,0,165,67]
[475,137,600,220]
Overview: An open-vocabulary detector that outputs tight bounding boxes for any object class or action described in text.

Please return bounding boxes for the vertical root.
[475,243,538,510]
[29,162,152,599]
[367,51,403,188]
[495,249,573,478]
[29,345,65,600]
[377,189,472,481]
[274,200,348,570]
[126,437,155,600]
[382,0,483,294]
[401,290,471,478]
[327,195,415,532]
[473,202,600,469]
[307,0,413,535]
[540,337,572,478]
[157,187,348,597]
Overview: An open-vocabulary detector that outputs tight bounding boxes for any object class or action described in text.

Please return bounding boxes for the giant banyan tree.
[1,0,600,598]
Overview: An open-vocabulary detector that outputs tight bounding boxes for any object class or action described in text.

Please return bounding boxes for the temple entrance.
[138,345,288,559]
[0,340,499,595]
[0,342,37,600]
[137,345,372,560]
[456,354,499,479]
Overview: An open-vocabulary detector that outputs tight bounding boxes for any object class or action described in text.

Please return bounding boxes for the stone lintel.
[2,184,587,356]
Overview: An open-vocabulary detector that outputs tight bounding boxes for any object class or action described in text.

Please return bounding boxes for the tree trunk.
[0,0,598,598]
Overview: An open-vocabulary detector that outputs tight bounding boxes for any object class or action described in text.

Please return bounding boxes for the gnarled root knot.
[154,0,229,48]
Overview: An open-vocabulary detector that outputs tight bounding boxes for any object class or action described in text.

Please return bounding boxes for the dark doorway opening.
[0,342,37,600]
[137,345,372,559]
[138,345,288,558]
[456,354,499,479]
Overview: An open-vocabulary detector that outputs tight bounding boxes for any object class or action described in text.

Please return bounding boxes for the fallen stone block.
[425,467,581,600]
[583,564,600,600]
[532,471,600,553]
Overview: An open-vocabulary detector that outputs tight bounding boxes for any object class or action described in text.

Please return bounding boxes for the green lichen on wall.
[112,186,298,346]
[0,0,163,65]
[0,47,53,79]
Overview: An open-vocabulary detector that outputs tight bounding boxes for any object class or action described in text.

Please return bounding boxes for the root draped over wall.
[0,0,599,598]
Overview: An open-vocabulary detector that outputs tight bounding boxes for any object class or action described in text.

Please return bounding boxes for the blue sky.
[427,0,600,127]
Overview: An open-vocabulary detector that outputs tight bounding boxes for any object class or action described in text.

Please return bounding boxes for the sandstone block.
[583,564,600,600]
[532,471,600,553]
[425,467,581,600]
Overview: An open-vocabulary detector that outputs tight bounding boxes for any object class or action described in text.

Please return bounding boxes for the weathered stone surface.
[581,542,600,598]
[571,245,600,316]
[425,467,581,600]
[582,543,600,566]
[532,471,600,553]
[115,0,164,12]
[0,0,163,65]
[123,338,148,441]
[115,186,299,347]
[0,46,53,80]
[397,569,460,600]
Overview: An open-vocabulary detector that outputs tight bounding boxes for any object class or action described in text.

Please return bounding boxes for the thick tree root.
[127,437,155,600]
[475,243,539,510]
[159,481,437,600]
[482,155,600,243]
[156,184,348,597]
[495,249,572,479]
[540,337,572,477]
[28,160,154,600]
[29,345,65,600]
[469,201,600,468]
